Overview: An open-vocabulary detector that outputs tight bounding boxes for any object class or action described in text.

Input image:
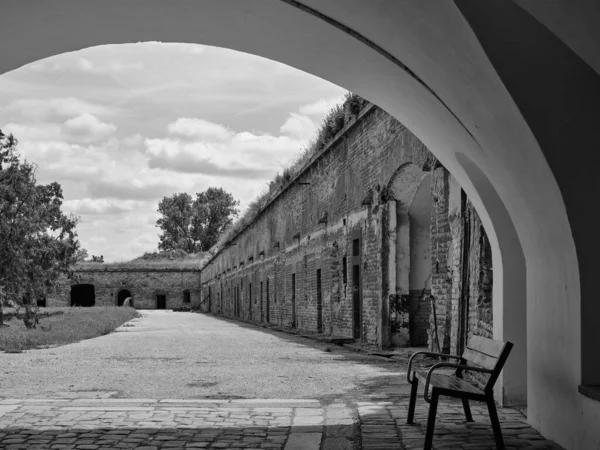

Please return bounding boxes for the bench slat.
[414,370,484,395]
[462,348,498,370]
[467,335,505,358]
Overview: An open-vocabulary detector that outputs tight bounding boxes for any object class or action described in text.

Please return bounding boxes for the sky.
[0,42,347,262]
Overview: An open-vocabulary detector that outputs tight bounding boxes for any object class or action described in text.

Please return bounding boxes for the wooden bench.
[406,336,514,450]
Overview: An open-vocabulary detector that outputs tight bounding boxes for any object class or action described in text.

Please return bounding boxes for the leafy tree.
[75,247,89,262]
[0,131,81,327]
[156,187,239,253]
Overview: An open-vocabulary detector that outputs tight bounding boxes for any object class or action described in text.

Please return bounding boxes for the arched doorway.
[70,284,95,307]
[117,289,132,307]
[1,2,598,446]
[384,164,433,347]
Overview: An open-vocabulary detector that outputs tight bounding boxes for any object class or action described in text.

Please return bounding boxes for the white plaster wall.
[408,174,432,291]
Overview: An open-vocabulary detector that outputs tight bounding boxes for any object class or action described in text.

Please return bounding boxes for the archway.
[1,2,598,446]
[117,289,132,307]
[70,284,95,307]
[384,164,433,347]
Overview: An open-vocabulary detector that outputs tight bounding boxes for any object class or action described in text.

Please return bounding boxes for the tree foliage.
[0,131,81,327]
[156,187,239,253]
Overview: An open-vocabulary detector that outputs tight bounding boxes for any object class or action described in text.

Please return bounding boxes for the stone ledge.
[578,385,600,402]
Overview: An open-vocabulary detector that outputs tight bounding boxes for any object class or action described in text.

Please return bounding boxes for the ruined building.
[201,104,492,352]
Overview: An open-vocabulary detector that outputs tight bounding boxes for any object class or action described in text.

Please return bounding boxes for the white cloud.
[122,133,144,147]
[63,198,140,216]
[61,113,117,143]
[280,112,318,140]
[145,116,307,178]
[167,117,232,141]
[2,122,62,141]
[86,176,183,201]
[76,57,145,74]
[3,97,115,123]
[299,95,346,116]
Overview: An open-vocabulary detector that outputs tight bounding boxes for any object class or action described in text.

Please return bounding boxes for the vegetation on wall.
[202,93,368,267]
[76,249,206,270]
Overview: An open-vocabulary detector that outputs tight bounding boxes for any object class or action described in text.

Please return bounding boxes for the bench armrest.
[406,352,463,383]
[423,363,493,402]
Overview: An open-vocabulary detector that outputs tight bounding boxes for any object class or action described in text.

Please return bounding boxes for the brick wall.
[48,269,201,310]
[202,106,493,349]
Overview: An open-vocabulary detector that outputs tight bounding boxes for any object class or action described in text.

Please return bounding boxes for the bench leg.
[424,389,439,450]
[407,376,418,424]
[462,398,473,422]
[486,397,505,450]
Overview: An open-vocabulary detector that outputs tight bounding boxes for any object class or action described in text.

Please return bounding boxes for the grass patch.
[0,307,139,353]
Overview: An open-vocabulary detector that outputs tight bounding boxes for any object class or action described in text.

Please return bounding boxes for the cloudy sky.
[0,42,346,262]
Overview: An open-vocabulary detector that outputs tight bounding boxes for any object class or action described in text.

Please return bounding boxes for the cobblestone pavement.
[0,397,563,449]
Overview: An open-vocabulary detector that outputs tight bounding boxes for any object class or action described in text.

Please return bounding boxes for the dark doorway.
[37,296,46,308]
[266,279,270,323]
[352,265,361,339]
[457,189,471,355]
[71,284,95,307]
[117,289,131,307]
[248,283,252,320]
[156,294,167,309]
[316,269,323,333]
[260,281,264,322]
[351,233,362,339]
[291,273,296,327]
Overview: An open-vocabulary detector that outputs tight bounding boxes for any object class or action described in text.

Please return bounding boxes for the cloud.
[137,42,206,54]
[2,122,62,141]
[122,133,144,147]
[63,198,139,216]
[86,177,180,201]
[280,113,318,140]
[77,57,145,74]
[3,97,115,123]
[28,57,145,75]
[167,117,232,141]
[298,95,345,116]
[61,113,117,143]
[144,117,306,177]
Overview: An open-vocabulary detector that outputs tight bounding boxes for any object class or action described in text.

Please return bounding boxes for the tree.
[156,187,239,253]
[75,247,89,262]
[0,130,81,327]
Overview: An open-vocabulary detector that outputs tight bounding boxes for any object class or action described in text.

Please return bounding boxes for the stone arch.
[1,2,598,445]
[116,288,133,307]
[70,284,95,307]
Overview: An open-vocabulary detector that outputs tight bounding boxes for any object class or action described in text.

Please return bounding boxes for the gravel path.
[1,311,401,400]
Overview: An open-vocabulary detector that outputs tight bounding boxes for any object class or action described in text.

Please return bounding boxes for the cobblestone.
[0,397,564,449]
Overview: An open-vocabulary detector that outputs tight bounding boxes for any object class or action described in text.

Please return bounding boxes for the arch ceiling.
[2,2,599,448]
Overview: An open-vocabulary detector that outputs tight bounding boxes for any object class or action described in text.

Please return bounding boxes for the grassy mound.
[0,307,139,353]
